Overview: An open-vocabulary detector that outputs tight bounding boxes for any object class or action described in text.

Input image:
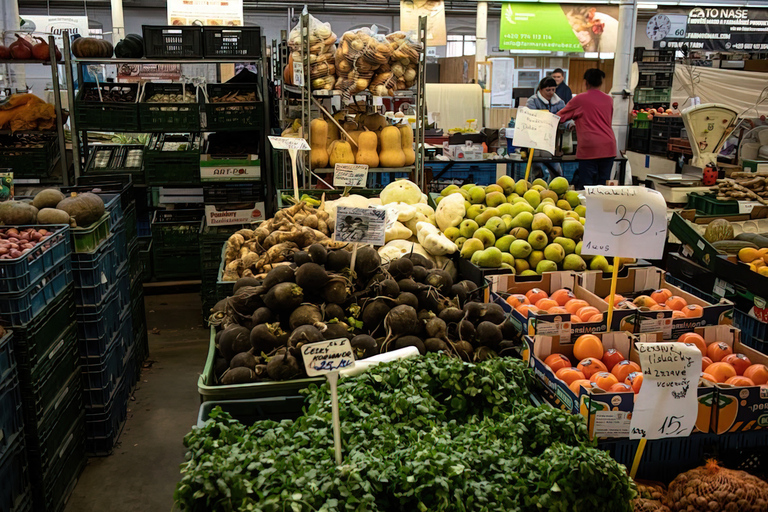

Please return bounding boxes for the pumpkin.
[37,208,72,226]
[355,130,379,167]
[363,113,388,132]
[309,119,329,169]
[703,218,734,243]
[0,201,37,225]
[379,126,406,168]
[283,53,294,85]
[330,140,355,167]
[399,124,415,166]
[114,34,144,58]
[32,189,65,209]
[71,37,113,58]
[56,192,105,227]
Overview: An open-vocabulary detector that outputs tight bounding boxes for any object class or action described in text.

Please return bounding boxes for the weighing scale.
[681,103,739,168]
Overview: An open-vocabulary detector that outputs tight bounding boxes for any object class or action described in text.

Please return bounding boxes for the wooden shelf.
[313,166,414,174]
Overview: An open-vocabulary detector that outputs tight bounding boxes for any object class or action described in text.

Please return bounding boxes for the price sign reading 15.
[582,186,668,260]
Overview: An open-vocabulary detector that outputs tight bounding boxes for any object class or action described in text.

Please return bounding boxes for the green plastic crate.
[276,188,382,209]
[138,82,200,132]
[686,193,740,217]
[71,213,111,253]
[634,87,671,104]
[198,326,323,402]
[151,209,203,248]
[153,247,200,280]
[0,136,59,178]
[75,83,140,132]
[138,240,152,283]
[144,134,201,187]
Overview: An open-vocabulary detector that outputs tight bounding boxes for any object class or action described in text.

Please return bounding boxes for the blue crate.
[101,193,122,229]
[119,303,134,351]
[0,434,29,512]
[665,274,719,304]
[0,261,72,327]
[23,371,81,461]
[734,309,768,351]
[112,220,127,260]
[85,373,129,456]
[0,376,23,462]
[137,215,151,238]
[0,331,13,389]
[72,235,117,306]
[76,284,122,351]
[116,266,131,312]
[81,330,126,408]
[0,225,70,293]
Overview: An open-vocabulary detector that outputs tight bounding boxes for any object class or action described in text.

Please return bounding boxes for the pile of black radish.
[209,244,517,385]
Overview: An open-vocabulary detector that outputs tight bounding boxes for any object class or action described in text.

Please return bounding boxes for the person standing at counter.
[551,68,572,104]
[526,77,564,179]
[556,68,616,189]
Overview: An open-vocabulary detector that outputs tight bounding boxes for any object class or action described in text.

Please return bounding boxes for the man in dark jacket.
[551,68,572,104]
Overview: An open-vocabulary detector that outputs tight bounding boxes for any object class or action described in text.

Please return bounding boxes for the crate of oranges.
[579,266,734,339]
[493,271,638,341]
[524,330,718,438]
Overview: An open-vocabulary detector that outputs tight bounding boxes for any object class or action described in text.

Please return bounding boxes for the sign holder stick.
[606,257,621,332]
[326,371,343,465]
[349,243,359,274]
[630,438,647,479]
[288,148,299,201]
[524,148,534,182]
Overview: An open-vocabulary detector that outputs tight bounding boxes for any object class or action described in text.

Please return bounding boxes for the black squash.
[114,34,144,58]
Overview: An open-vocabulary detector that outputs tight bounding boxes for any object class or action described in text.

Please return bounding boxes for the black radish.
[289,305,323,331]
[250,323,285,354]
[323,280,348,304]
[378,279,400,298]
[425,338,449,353]
[230,352,257,370]
[233,277,261,293]
[295,262,329,289]
[438,307,464,324]
[266,349,302,380]
[397,278,427,295]
[323,322,352,340]
[219,325,251,361]
[383,305,419,351]
[396,292,419,310]
[221,367,256,384]
[387,257,413,280]
[288,325,323,346]
[264,282,303,310]
[324,303,345,321]
[307,243,327,264]
[326,249,351,272]
[425,269,453,296]
[403,253,433,269]
[482,303,506,325]
[476,321,503,349]
[251,307,274,326]
[395,335,426,355]
[293,251,311,266]
[354,247,380,276]
[350,334,378,359]
[454,340,474,361]
[362,299,390,330]
[411,265,428,283]
[263,265,295,290]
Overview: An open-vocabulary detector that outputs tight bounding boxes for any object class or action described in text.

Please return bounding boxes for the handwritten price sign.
[301,338,356,377]
[268,136,311,151]
[333,163,369,188]
[629,342,701,440]
[582,186,668,260]
[512,107,560,155]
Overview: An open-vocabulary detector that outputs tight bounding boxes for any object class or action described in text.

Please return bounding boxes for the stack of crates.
[628,114,651,154]
[151,209,205,281]
[650,115,685,157]
[199,219,249,317]
[633,48,675,109]
[0,330,33,512]
[0,224,85,512]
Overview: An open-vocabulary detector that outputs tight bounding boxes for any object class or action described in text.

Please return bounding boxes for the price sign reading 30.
[582,186,668,260]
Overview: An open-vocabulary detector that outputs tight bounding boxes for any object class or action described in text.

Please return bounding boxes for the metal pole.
[261,35,275,216]
[611,0,638,154]
[475,2,488,64]
[415,16,428,191]
[48,35,69,186]
[62,31,82,179]
[301,11,311,188]
[110,0,126,45]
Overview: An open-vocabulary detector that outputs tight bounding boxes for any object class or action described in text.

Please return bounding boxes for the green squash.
[114,34,144,58]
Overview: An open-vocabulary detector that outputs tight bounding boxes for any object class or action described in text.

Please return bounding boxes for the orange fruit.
[577,357,608,379]
[672,310,686,319]
[650,304,666,311]
[722,354,751,375]
[609,382,633,393]
[744,364,768,385]
[612,360,642,382]
[677,333,707,355]
[570,314,583,324]
[525,288,548,305]
[702,356,713,371]
[568,379,592,395]
[588,313,604,322]
[633,295,658,308]
[555,367,586,386]
[516,304,535,318]
[590,372,619,390]
[551,289,576,307]
[700,373,717,384]
[706,342,733,362]
[683,305,704,318]
[707,362,737,383]
[535,298,559,311]
[604,293,625,307]
[725,376,755,387]
[506,294,529,308]
[565,299,590,315]
[544,353,572,373]
[573,334,604,361]
[576,306,600,321]
[651,289,673,304]
[666,296,688,311]
[625,371,643,393]
[547,306,569,315]
[602,349,626,371]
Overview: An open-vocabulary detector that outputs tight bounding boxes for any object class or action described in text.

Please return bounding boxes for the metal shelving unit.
[0,36,70,185]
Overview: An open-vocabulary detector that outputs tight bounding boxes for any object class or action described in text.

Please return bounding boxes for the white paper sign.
[582,186,668,259]
[333,164,369,187]
[293,61,304,87]
[167,0,243,25]
[738,201,761,214]
[512,107,560,154]
[268,136,310,151]
[301,339,356,376]
[333,206,387,245]
[629,342,701,440]
[21,16,90,48]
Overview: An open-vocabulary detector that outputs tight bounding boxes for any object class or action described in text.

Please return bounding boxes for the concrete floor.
[65,293,209,512]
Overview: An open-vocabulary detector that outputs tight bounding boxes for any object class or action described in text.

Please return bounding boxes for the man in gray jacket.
[524,77,564,179]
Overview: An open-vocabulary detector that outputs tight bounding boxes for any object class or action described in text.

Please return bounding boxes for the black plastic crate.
[0,433,29,512]
[203,26,261,58]
[734,309,768,351]
[76,285,122,354]
[142,25,203,59]
[144,133,201,187]
[203,183,263,207]
[75,83,140,132]
[0,225,70,293]
[0,376,23,462]
[0,331,13,389]
[649,139,669,156]
[637,72,673,88]
[138,239,153,283]
[139,82,200,132]
[32,417,86,512]
[634,48,675,63]
[151,209,204,248]
[0,134,59,178]
[153,247,201,280]
[116,266,131,312]
[205,83,263,131]
[84,144,144,185]
[81,330,125,408]
[71,235,117,306]
[0,261,72,327]
[85,372,129,455]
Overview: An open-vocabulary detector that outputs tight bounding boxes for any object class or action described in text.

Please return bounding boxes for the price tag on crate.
[629,342,701,440]
[333,163,369,188]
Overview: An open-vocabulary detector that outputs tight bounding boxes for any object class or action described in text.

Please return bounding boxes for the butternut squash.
[399,124,416,165]
[379,126,406,168]
[355,130,379,167]
[330,140,355,167]
[326,115,340,150]
[310,118,329,168]
[347,130,363,148]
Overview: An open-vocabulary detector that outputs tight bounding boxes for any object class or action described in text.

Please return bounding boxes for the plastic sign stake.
[301,338,356,465]
[268,137,311,201]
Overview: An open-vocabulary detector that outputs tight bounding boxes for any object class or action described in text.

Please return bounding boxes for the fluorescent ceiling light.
[584,52,600,58]
[638,2,658,9]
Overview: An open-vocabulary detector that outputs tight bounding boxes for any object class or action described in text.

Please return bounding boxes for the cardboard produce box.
[494,271,637,341]
[580,267,734,340]
[525,330,716,439]
[205,202,266,226]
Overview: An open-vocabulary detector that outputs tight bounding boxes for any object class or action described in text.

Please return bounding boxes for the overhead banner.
[654,8,768,52]
[499,3,619,53]
[167,0,243,26]
[20,16,90,47]
[400,0,446,46]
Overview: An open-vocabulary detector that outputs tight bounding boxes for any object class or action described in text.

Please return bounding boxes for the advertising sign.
[499,3,619,53]
[400,0,446,46]
[20,16,90,47]
[167,0,243,26]
[654,8,768,52]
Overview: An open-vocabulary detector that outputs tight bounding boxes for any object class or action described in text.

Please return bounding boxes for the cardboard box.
[708,325,768,434]
[494,272,637,341]
[205,202,265,226]
[442,142,483,160]
[579,267,734,339]
[200,154,261,182]
[525,330,716,438]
